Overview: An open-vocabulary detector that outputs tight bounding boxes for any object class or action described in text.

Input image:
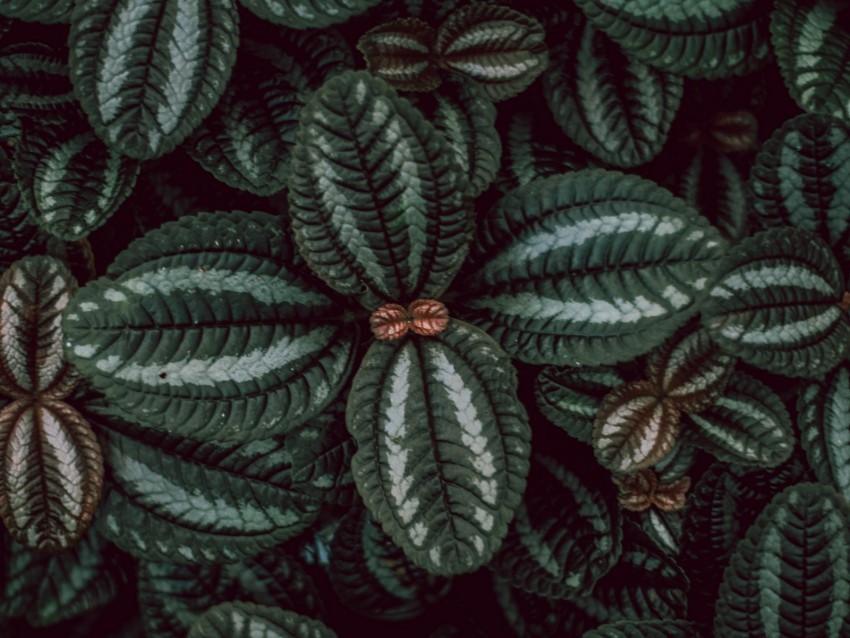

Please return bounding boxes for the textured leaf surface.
[0,43,74,111]
[701,227,850,377]
[434,4,548,101]
[490,453,622,600]
[593,381,680,473]
[715,483,850,637]
[535,365,625,444]
[14,116,139,240]
[750,113,850,253]
[0,399,103,553]
[289,70,470,308]
[63,211,357,441]
[358,18,439,92]
[0,256,78,398]
[573,0,772,79]
[69,0,239,159]
[188,602,337,638]
[686,372,793,467]
[347,320,530,575]
[583,620,706,638]
[0,1,73,22]
[461,170,727,366]
[771,0,850,122]
[543,12,683,168]
[239,0,380,29]
[0,146,40,269]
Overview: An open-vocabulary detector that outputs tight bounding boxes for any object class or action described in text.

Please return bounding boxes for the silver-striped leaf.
[13,115,139,240]
[490,453,623,600]
[750,113,850,253]
[799,362,850,504]
[357,18,439,92]
[701,227,850,378]
[409,75,501,198]
[543,11,683,168]
[573,0,772,79]
[347,320,530,576]
[771,0,850,123]
[69,0,240,160]
[239,0,380,29]
[288,70,471,309]
[0,43,74,112]
[0,399,103,553]
[188,602,337,638]
[0,256,78,399]
[434,4,548,102]
[0,1,73,23]
[685,372,793,468]
[138,548,324,638]
[535,365,625,444]
[63,211,357,442]
[638,508,683,557]
[645,325,735,413]
[715,483,850,637]
[460,170,728,366]
[583,620,707,638]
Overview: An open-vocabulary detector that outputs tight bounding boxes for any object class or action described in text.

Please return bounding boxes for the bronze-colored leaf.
[593,381,681,473]
[614,469,691,512]
[0,398,103,553]
[358,18,440,91]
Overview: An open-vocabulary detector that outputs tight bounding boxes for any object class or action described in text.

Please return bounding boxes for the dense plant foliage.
[1,0,850,636]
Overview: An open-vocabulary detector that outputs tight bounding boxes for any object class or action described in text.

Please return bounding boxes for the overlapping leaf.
[715,483,850,637]
[0,1,73,23]
[63,211,357,441]
[0,43,74,112]
[583,620,707,638]
[771,0,850,123]
[573,0,773,79]
[460,170,728,366]
[187,602,337,638]
[543,12,683,168]
[358,18,439,91]
[289,70,471,308]
[69,0,240,159]
[637,508,683,557]
[701,227,850,377]
[239,0,380,29]
[347,320,530,575]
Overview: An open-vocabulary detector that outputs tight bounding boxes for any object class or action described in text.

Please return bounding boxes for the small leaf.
[358,18,440,92]
[239,0,380,29]
[434,4,548,101]
[0,1,73,23]
[701,227,850,377]
[347,320,530,575]
[613,470,690,513]
[637,507,683,557]
[582,620,707,638]
[69,0,240,159]
[0,399,103,553]
[0,42,74,112]
[593,381,681,474]
[187,602,337,638]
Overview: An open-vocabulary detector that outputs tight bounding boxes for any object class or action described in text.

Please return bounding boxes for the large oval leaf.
[715,482,850,637]
[0,1,72,23]
[347,320,530,576]
[701,227,850,378]
[239,0,380,29]
[289,70,471,309]
[461,170,728,365]
[63,211,357,442]
[188,602,337,638]
[0,399,103,553]
[69,0,239,159]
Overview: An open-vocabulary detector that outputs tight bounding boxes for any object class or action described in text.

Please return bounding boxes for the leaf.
[701,227,850,378]
[14,114,139,240]
[187,602,338,638]
[0,399,103,553]
[583,620,707,638]
[0,43,74,112]
[138,547,324,638]
[357,18,440,92]
[543,11,683,168]
[771,0,850,123]
[573,0,773,79]
[715,483,850,637]
[0,1,73,23]
[460,170,728,366]
[346,320,530,576]
[69,0,240,159]
[490,453,623,600]
[239,0,380,29]
[749,113,850,254]
[645,325,735,413]
[799,362,850,504]
[593,381,681,473]
[434,3,548,101]
[637,508,683,557]
[685,371,794,467]
[288,70,471,309]
[63,211,358,442]
[535,365,625,444]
